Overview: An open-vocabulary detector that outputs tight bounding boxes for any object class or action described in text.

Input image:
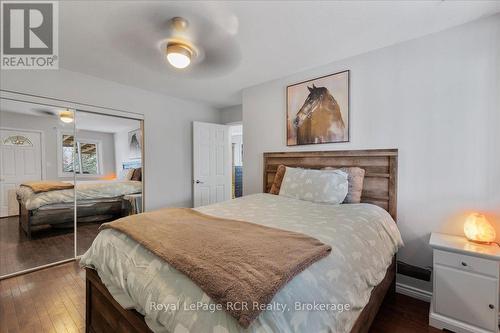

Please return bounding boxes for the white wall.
[0,111,116,180]
[220,105,243,124]
[1,68,221,209]
[242,15,500,290]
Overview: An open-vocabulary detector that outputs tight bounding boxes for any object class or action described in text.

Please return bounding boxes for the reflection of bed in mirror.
[17,173,142,239]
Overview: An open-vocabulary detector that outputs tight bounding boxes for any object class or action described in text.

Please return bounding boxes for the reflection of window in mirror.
[60,133,102,176]
[79,142,99,174]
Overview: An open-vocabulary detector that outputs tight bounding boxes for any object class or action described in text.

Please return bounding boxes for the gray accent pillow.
[279,167,348,204]
[322,167,365,203]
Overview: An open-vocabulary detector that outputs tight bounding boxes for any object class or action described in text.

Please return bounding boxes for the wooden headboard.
[263,149,398,221]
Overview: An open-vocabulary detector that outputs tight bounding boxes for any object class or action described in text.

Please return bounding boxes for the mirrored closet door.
[75,110,143,256]
[0,98,76,277]
[0,92,144,278]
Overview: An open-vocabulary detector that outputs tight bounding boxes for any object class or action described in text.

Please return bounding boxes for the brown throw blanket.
[21,181,74,193]
[100,208,331,328]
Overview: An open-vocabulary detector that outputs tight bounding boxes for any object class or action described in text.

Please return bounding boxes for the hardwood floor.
[0,261,442,333]
[0,216,100,277]
[371,292,442,333]
[0,262,85,333]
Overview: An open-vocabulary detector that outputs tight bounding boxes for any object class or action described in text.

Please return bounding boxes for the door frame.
[0,90,146,280]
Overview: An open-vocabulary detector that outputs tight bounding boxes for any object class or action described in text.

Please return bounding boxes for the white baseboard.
[396,282,432,302]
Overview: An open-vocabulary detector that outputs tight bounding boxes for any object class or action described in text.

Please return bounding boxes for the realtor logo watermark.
[1,1,58,69]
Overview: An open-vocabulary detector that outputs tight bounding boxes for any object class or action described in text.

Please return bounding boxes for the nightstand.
[429,232,500,333]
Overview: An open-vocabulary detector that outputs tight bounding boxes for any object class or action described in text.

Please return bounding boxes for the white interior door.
[193,122,231,207]
[0,129,42,217]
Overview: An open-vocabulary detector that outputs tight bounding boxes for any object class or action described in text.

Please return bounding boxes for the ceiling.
[59,1,500,108]
[1,99,139,133]
[76,111,140,133]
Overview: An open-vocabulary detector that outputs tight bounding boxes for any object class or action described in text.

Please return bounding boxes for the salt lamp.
[463,213,496,244]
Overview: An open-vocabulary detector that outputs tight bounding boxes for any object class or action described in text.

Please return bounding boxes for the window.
[60,133,101,176]
[79,142,99,174]
[62,134,77,173]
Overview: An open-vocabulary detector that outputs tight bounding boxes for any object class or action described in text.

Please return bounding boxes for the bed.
[16,179,142,239]
[82,149,401,333]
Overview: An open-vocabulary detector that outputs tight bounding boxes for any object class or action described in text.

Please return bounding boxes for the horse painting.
[287,71,349,145]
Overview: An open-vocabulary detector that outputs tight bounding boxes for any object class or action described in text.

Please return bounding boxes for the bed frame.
[263,149,398,220]
[18,197,132,239]
[85,148,398,333]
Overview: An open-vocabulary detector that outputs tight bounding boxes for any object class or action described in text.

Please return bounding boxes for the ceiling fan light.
[60,110,74,123]
[166,43,192,69]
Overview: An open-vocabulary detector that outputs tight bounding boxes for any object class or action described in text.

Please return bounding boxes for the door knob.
[195,180,204,184]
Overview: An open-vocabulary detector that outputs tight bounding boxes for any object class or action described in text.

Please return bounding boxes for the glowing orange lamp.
[100,172,117,180]
[463,213,496,244]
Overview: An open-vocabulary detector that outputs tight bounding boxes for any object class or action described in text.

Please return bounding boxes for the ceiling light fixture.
[60,109,74,123]
[166,43,193,69]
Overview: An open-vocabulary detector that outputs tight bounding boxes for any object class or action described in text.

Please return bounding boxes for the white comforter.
[80,193,403,333]
[17,180,142,210]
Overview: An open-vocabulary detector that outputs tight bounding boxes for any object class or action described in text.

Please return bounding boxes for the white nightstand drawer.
[434,249,499,277]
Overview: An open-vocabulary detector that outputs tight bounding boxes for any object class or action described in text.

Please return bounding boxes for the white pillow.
[119,168,135,180]
[279,167,348,204]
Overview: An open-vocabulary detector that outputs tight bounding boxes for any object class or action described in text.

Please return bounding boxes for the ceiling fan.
[156,14,241,75]
[104,4,241,78]
[162,17,198,69]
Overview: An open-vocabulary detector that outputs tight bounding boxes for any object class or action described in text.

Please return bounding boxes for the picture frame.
[286,70,350,146]
[128,128,142,159]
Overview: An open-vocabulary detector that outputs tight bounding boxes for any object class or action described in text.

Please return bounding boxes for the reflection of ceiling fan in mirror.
[32,108,74,123]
